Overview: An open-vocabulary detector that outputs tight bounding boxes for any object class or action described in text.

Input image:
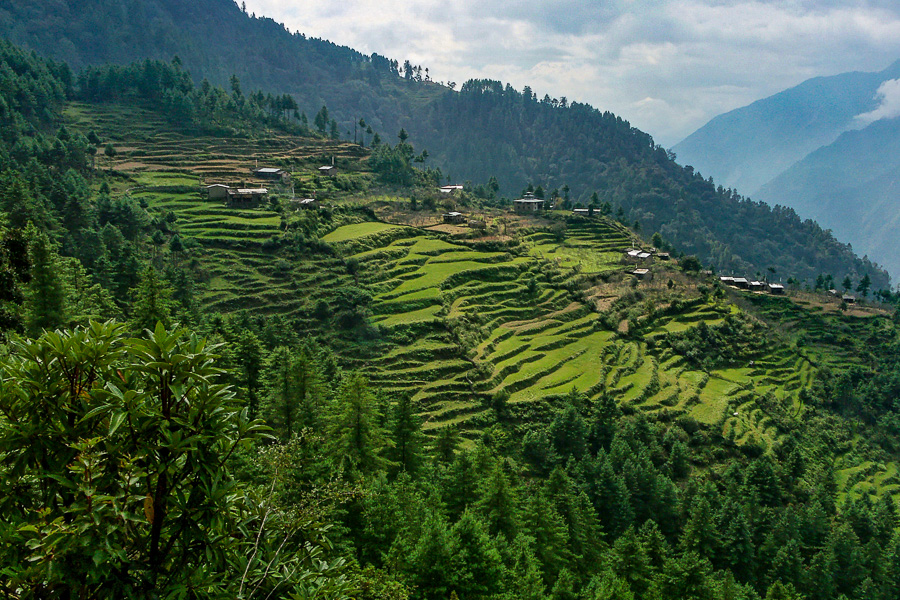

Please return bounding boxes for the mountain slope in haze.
[755,116,900,277]
[673,61,900,196]
[0,0,889,288]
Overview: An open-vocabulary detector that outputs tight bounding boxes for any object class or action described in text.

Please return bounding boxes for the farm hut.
[443,211,467,225]
[732,277,749,289]
[253,167,289,182]
[720,276,734,285]
[632,268,651,280]
[637,252,652,259]
[205,184,231,201]
[439,184,464,194]
[626,249,642,258]
[513,193,545,214]
[749,281,765,292]
[228,188,268,203]
[318,165,337,177]
[657,252,670,260]
[767,283,785,295]
[298,198,318,209]
[469,219,486,230]
[842,294,856,304]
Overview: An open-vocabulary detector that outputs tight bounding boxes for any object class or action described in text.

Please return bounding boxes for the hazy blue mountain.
[673,61,900,196]
[755,116,900,278]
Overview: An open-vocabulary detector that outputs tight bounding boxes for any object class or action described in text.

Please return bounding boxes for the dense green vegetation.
[2,34,900,600]
[0,0,889,288]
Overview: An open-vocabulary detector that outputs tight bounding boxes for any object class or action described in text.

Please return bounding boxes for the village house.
[768,283,785,295]
[439,184,464,194]
[228,188,268,203]
[719,276,734,285]
[443,211,467,225]
[749,281,765,292]
[295,198,318,209]
[632,268,651,280]
[205,184,231,201]
[318,165,337,177]
[732,277,750,289]
[843,294,856,304]
[253,167,289,182]
[513,192,545,214]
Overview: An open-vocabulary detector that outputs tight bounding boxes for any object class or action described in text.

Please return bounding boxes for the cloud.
[855,78,900,125]
[243,0,900,145]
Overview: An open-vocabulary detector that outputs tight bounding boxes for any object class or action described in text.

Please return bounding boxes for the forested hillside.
[0,0,889,287]
[3,35,900,599]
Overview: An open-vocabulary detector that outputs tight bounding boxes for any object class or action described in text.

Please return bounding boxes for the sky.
[241,0,900,146]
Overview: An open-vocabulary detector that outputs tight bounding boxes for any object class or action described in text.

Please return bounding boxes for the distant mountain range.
[674,61,900,279]
[0,0,888,287]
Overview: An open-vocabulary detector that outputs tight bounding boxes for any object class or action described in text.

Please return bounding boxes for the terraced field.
[62,101,898,503]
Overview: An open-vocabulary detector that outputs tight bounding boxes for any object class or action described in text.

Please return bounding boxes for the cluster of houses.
[205,162,336,205]
[623,247,670,280]
[719,276,785,295]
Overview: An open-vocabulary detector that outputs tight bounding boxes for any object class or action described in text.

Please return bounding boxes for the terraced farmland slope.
[62,101,900,504]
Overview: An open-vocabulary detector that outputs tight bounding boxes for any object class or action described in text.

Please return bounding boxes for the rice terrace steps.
[63,100,899,504]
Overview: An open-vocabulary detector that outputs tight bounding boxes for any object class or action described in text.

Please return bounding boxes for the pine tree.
[128,266,174,333]
[24,226,67,335]
[388,394,425,475]
[328,372,392,474]
[448,511,504,600]
[476,462,520,540]
[260,346,298,440]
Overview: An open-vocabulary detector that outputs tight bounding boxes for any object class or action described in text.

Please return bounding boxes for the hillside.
[755,117,900,278]
[0,0,890,288]
[4,38,900,598]
[673,60,900,196]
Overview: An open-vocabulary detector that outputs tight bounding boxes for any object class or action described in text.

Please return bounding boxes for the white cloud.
[855,78,900,125]
[243,0,900,146]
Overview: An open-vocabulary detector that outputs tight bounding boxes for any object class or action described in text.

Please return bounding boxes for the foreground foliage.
[0,322,347,598]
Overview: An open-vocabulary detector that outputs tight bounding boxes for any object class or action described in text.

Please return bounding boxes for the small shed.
[228,188,268,203]
[626,249,642,258]
[657,252,670,260]
[253,167,288,181]
[749,281,765,292]
[318,165,337,177]
[298,198,318,209]
[768,283,785,295]
[632,268,650,280]
[443,211,466,225]
[732,277,750,289]
[206,184,231,201]
[439,185,464,194]
[513,193,545,214]
[842,294,856,304]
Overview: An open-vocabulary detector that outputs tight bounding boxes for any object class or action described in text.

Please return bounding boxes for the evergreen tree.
[128,266,175,333]
[388,394,425,475]
[448,511,504,600]
[476,462,520,540]
[328,372,392,474]
[24,226,67,335]
[260,345,298,440]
